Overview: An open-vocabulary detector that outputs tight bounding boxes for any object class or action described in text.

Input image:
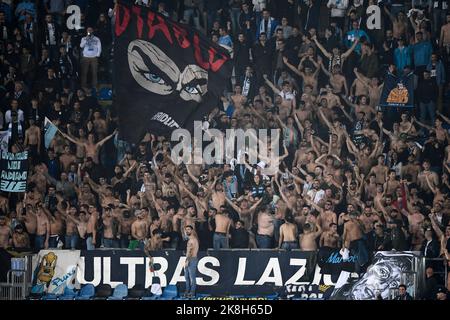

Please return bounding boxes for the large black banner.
[380,72,415,108]
[76,250,323,296]
[114,0,233,143]
[20,249,422,299]
[0,151,28,192]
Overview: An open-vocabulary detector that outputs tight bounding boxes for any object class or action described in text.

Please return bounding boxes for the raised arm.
[342,37,359,59]
[283,56,303,77]
[61,130,84,147]
[96,129,118,148]
[311,35,332,59]
[263,74,281,95]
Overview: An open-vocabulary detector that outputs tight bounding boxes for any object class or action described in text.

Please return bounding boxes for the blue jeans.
[48,236,59,248]
[229,8,241,35]
[103,238,119,248]
[183,8,200,29]
[281,241,299,251]
[420,101,436,126]
[65,234,79,250]
[213,233,229,249]
[35,235,46,251]
[120,235,130,249]
[184,257,198,295]
[86,236,95,250]
[256,234,273,249]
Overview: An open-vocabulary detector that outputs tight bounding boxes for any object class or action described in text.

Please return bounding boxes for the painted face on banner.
[346,253,414,300]
[128,40,208,103]
[114,1,232,142]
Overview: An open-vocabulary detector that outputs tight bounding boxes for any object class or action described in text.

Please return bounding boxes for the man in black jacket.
[395,284,413,300]
[417,70,439,126]
[230,220,249,248]
[421,228,441,269]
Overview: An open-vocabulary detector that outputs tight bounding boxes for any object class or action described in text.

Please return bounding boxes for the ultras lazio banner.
[114,0,233,143]
[380,71,415,108]
[74,250,355,297]
[25,250,421,299]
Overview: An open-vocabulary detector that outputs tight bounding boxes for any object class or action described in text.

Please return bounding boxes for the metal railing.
[0,256,34,301]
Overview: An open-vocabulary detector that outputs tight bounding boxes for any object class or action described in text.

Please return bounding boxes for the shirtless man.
[63,211,88,247]
[61,130,117,164]
[230,85,247,119]
[28,168,48,194]
[225,197,262,231]
[321,64,349,96]
[408,207,425,251]
[35,205,50,250]
[359,206,381,235]
[47,211,64,248]
[86,206,98,250]
[24,118,41,159]
[299,222,322,250]
[59,145,76,172]
[19,204,37,248]
[283,56,320,94]
[211,182,226,211]
[256,208,274,248]
[0,216,11,248]
[212,209,232,249]
[92,111,108,139]
[12,225,30,249]
[439,14,450,48]
[102,207,119,248]
[119,210,134,249]
[320,223,340,248]
[417,160,439,195]
[184,225,199,298]
[306,198,337,232]
[342,212,367,271]
[263,75,296,120]
[353,68,384,109]
[384,7,409,40]
[384,170,401,196]
[279,213,299,250]
[131,210,149,250]
[61,205,79,250]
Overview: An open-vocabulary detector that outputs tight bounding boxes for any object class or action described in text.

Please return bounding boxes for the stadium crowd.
[0,0,448,299]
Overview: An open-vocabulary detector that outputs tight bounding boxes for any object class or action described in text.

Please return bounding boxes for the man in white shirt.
[307,180,325,204]
[327,0,349,29]
[80,27,102,90]
[5,99,24,124]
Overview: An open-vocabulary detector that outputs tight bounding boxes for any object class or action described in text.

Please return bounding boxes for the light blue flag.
[44,117,58,149]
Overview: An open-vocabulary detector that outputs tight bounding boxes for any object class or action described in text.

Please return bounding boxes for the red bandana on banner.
[114,0,232,143]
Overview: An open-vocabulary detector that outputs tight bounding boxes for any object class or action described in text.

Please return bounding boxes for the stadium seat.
[58,287,78,300]
[107,284,128,300]
[93,284,113,300]
[160,285,178,300]
[127,284,145,300]
[41,293,58,300]
[74,284,95,300]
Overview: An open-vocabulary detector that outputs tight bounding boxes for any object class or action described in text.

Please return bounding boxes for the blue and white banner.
[44,117,58,149]
[31,250,80,295]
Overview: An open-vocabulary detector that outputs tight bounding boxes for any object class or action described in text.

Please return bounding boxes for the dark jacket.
[417,78,439,103]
